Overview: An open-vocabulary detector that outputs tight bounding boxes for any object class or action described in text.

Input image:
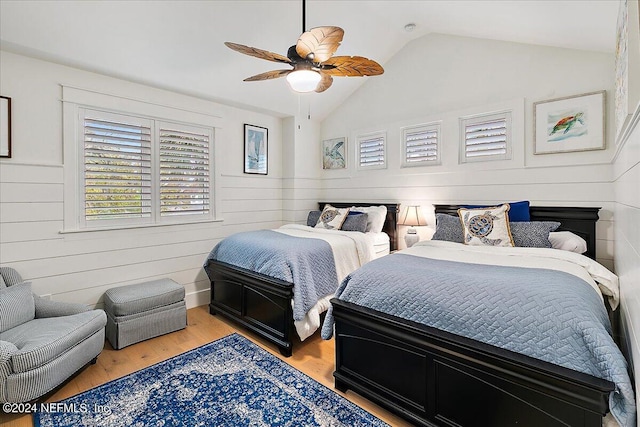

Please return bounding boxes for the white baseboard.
[185,288,210,309]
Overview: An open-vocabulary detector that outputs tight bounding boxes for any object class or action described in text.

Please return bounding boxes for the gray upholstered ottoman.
[104,278,186,349]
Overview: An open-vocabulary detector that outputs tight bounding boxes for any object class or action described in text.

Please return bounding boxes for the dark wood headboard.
[434,205,600,260]
[319,202,400,252]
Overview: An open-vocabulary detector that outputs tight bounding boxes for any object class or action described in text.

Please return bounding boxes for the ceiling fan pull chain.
[302,0,306,34]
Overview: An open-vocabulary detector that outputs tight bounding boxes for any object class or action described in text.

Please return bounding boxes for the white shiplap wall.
[282,115,323,225]
[0,51,292,309]
[615,104,640,393]
[317,34,616,266]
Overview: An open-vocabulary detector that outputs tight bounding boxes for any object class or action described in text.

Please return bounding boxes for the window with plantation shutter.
[78,108,214,229]
[460,111,512,163]
[159,124,210,217]
[402,123,441,167]
[357,131,386,170]
[83,110,152,224]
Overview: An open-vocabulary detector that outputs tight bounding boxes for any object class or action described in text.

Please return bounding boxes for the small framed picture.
[533,91,605,155]
[244,124,268,175]
[322,137,346,169]
[0,96,11,158]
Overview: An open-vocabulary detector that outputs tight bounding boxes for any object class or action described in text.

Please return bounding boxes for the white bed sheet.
[276,224,387,340]
[370,232,390,258]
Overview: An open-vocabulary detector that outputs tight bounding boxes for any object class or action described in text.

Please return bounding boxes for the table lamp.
[398,205,427,248]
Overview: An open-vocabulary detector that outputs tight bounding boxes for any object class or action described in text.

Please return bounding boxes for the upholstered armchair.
[0,267,107,403]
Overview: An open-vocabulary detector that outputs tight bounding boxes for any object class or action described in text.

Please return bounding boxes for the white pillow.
[351,205,387,233]
[549,231,588,254]
[458,204,514,247]
[315,205,350,230]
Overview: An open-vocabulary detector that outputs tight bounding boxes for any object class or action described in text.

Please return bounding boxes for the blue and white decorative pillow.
[315,205,350,230]
[341,212,369,232]
[458,204,514,247]
[307,210,321,227]
[432,213,464,243]
[461,201,530,222]
[510,221,560,248]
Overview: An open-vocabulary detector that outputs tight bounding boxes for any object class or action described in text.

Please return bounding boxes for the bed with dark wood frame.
[205,202,399,357]
[330,205,617,427]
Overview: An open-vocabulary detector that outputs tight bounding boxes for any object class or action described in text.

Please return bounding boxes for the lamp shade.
[398,205,427,227]
[286,70,321,93]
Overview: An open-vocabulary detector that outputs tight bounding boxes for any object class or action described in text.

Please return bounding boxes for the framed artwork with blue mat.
[33,333,387,427]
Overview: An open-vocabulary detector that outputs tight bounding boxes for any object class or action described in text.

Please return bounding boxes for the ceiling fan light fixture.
[224,0,383,93]
[286,69,322,93]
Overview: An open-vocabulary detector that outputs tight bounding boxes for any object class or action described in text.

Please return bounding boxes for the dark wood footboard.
[205,260,295,356]
[331,299,614,427]
[204,202,400,356]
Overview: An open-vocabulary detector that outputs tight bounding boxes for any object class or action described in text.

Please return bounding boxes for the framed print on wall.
[533,91,605,155]
[615,0,640,142]
[244,124,268,175]
[0,96,11,158]
[322,137,347,169]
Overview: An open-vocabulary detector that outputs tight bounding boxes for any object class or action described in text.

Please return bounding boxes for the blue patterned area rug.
[34,333,388,427]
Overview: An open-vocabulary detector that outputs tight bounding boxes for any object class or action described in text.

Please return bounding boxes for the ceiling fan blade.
[225,42,291,64]
[296,26,344,63]
[321,56,384,77]
[243,69,292,81]
[315,73,333,93]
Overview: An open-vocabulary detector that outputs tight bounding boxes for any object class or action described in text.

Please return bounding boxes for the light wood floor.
[1,305,412,427]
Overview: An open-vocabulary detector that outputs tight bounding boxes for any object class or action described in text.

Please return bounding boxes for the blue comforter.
[322,253,635,427]
[205,230,338,322]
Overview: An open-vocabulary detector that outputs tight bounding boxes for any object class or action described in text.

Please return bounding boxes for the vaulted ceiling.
[0,1,619,120]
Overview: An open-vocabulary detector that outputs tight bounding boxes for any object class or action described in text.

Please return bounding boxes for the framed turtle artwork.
[533,91,606,155]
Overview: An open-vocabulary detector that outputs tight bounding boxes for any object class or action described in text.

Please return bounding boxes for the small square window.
[357,131,386,170]
[460,111,512,163]
[401,123,441,167]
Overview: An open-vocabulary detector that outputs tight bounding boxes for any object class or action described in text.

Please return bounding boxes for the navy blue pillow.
[461,201,530,222]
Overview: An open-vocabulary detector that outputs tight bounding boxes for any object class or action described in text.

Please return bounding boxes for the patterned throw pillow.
[315,205,350,230]
[341,212,369,233]
[458,204,514,247]
[510,221,560,248]
[307,210,321,227]
[432,213,464,243]
[461,201,530,222]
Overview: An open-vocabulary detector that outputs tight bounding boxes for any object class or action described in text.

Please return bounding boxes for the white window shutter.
[79,108,214,229]
[402,123,441,167]
[158,124,211,218]
[83,111,152,222]
[460,111,512,163]
[357,132,386,169]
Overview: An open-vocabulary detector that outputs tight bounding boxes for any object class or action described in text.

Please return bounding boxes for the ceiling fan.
[224,0,384,93]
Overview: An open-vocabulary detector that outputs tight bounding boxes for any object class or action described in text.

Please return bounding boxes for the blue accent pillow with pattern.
[433,214,560,249]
